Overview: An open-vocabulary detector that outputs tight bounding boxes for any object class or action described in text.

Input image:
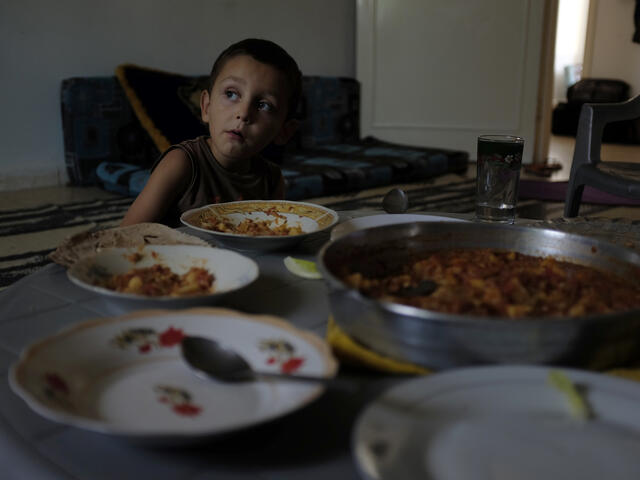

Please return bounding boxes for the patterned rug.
[305,175,632,220]
[2,174,639,289]
[0,197,133,288]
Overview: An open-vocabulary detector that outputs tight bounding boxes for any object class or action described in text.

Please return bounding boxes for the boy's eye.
[257,101,274,112]
[225,90,239,100]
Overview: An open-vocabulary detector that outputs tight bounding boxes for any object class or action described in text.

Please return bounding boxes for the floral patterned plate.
[180,200,339,251]
[9,308,337,444]
[67,245,258,307]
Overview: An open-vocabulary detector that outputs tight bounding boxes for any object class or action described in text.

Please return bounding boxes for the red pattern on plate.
[44,373,69,394]
[154,385,202,417]
[259,339,306,374]
[158,327,185,347]
[173,404,202,416]
[281,357,305,373]
[112,326,186,354]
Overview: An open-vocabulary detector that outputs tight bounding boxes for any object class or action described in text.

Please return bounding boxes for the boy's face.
[200,54,296,170]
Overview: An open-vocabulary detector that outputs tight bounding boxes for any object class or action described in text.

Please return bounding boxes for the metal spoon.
[181,336,352,389]
[382,187,409,214]
[394,279,438,297]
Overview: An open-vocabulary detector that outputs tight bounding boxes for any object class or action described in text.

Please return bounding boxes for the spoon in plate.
[181,336,354,389]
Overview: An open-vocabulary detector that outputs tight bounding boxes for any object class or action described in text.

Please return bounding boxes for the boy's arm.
[120,149,192,226]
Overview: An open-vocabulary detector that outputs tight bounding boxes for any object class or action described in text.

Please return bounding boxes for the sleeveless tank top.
[152,136,284,227]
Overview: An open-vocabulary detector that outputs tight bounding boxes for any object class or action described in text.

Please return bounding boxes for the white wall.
[589,0,640,95]
[0,0,355,191]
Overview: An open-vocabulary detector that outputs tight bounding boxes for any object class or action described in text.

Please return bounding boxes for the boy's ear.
[273,118,299,146]
[200,90,211,123]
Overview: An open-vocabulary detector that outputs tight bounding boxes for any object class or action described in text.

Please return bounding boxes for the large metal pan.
[318,222,640,370]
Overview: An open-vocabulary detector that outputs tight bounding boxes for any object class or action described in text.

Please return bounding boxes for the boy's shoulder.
[165,136,209,159]
[176,135,208,149]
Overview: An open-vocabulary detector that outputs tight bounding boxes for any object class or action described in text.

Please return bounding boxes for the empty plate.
[353,365,640,480]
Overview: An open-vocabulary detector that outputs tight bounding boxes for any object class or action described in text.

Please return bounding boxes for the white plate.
[9,308,337,444]
[180,200,339,251]
[353,366,640,480]
[67,245,258,307]
[330,214,466,241]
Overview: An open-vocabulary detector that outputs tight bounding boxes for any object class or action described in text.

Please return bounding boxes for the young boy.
[120,38,301,227]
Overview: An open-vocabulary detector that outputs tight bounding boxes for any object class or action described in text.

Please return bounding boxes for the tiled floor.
[540,134,640,182]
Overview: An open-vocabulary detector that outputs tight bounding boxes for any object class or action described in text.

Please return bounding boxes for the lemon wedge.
[548,370,593,421]
[284,256,322,279]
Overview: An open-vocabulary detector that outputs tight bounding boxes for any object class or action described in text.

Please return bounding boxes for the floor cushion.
[67,69,469,200]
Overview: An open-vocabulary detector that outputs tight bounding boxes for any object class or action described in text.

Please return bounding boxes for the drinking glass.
[475,135,524,224]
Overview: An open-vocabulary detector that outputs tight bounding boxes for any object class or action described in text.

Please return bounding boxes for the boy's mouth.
[227,129,244,141]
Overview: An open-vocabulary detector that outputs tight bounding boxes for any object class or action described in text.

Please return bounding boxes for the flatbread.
[49,223,210,268]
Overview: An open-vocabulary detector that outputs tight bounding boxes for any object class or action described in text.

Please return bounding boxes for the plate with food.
[180,200,339,251]
[330,213,467,241]
[319,221,640,369]
[353,365,640,480]
[67,244,258,306]
[9,307,337,445]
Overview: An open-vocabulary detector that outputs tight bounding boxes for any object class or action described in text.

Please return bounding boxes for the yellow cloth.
[326,316,431,375]
[607,368,640,382]
[326,316,640,381]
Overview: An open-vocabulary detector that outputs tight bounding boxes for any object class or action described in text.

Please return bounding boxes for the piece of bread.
[49,223,210,268]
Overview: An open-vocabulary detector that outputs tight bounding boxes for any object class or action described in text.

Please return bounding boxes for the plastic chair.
[564,94,640,217]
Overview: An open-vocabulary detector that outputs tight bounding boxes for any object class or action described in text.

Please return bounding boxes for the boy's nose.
[236,102,251,123]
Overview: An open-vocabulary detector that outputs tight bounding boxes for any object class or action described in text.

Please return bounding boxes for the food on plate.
[100,265,214,297]
[198,207,303,236]
[341,248,640,318]
[125,252,145,263]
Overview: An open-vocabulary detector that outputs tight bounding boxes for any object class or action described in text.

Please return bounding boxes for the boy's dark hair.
[208,38,302,119]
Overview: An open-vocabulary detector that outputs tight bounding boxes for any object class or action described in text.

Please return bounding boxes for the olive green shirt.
[152,136,284,227]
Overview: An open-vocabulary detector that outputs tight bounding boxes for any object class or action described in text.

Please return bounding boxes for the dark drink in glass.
[475,135,524,223]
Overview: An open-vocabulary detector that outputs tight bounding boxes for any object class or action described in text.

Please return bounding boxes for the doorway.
[536,0,640,181]
[552,0,590,106]
[546,0,591,180]
[534,0,592,180]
